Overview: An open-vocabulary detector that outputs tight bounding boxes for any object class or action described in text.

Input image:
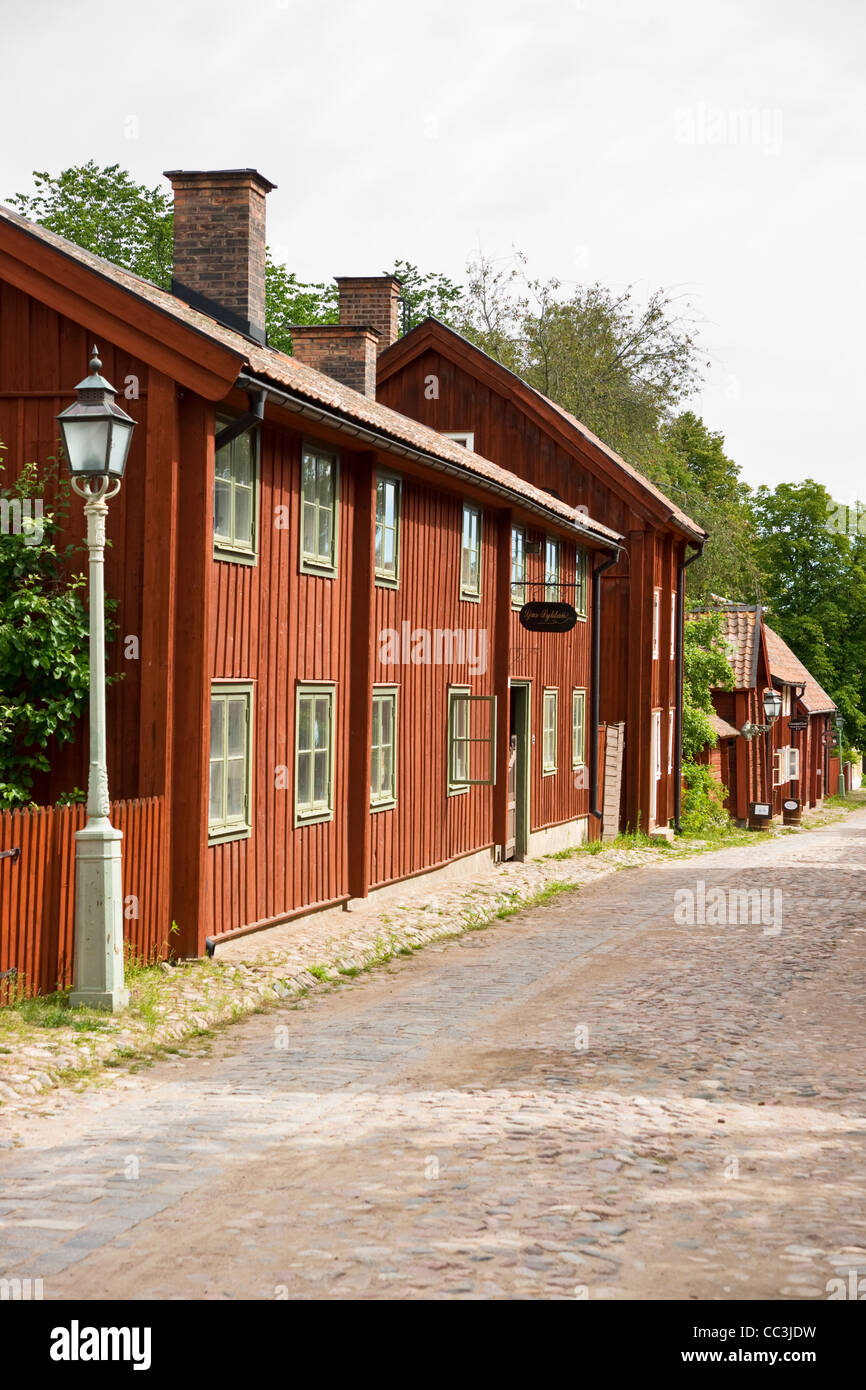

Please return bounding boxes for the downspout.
[215,386,268,450]
[673,538,706,832]
[791,681,805,803]
[590,545,623,819]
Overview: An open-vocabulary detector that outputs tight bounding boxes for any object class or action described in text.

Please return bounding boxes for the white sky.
[5,0,864,501]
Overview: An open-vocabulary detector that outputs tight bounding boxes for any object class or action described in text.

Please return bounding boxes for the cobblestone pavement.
[1,812,865,1300]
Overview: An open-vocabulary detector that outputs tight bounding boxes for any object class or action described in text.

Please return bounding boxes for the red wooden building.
[375,317,708,835]
[690,605,836,823]
[0,170,623,961]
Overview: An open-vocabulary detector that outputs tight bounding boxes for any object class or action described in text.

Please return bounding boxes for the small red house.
[0,170,623,964]
[375,318,708,835]
[690,605,836,824]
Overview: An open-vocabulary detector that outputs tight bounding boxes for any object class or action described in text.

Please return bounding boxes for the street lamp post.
[836,714,846,797]
[57,348,136,1011]
[762,687,783,809]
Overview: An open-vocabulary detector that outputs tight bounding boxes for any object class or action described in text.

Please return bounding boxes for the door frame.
[509,680,531,860]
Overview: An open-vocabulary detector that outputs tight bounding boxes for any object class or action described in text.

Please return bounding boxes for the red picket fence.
[0,797,169,999]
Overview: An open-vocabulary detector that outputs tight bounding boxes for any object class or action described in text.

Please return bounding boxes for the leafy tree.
[682,611,734,761]
[9,162,173,289]
[0,451,91,807]
[458,251,704,470]
[751,479,866,747]
[679,611,735,833]
[390,260,464,332]
[265,257,338,353]
[657,411,762,605]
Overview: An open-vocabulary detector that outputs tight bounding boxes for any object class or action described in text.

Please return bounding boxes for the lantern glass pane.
[107,418,134,478]
[63,418,110,474]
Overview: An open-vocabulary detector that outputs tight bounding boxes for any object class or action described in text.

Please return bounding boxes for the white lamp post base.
[68,819,129,1012]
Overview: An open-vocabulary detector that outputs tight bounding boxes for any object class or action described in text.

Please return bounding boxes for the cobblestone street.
[2,812,865,1301]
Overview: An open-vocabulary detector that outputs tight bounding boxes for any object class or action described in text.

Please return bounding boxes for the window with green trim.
[572,689,586,768]
[543,688,558,773]
[461,504,482,598]
[371,688,398,807]
[209,684,253,841]
[447,689,496,791]
[375,473,401,584]
[544,537,560,601]
[511,526,526,607]
[575,546,588,616]
[214,423,258,560]
[295,685,335,824]
[301,446,338,572]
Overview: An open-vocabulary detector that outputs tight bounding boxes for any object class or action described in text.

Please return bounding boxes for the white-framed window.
[460,503,482,599]
[781,685,792,717]
[371,687,398,809]
[772,746,800,786]
[575,546,588,617]
[511,525,527,608]
[295,683,335,825]
[670,592,677,660]
[447,687,496,792]
[776,745,800,782]
[652,588,661,660]
[668,708,675,774]
[209,682,253,842]
[374,471,401,585]
[300,445,339,574]
[214,421,258,562]
[572,689,586,768]
[543,688,558,773]
[544,537,560,602]
[444,431,475,450]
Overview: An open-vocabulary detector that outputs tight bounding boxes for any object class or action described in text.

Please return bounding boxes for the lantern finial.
[89,345,102,374]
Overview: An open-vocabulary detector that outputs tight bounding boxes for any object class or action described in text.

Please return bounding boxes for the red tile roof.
[688,605,836,714]
[710,711,740,739]
[689,605,761,690]
[0,203,621,548]
[763,623,836,714]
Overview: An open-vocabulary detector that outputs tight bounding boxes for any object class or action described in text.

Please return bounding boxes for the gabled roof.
[688,604,762,690]
[378,316,707,543]
[763,623,836,714]
[0,203,621,549]
[687,604,836,715]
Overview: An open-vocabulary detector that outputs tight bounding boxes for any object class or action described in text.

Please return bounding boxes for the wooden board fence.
[0,797,168,999]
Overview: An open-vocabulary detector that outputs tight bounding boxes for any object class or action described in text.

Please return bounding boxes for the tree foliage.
[0,452,91,808]
[751,479,866,748]
[9,162,174,289]
[457,251,703,469]
[679,611,735,834]
[657,412,762,605]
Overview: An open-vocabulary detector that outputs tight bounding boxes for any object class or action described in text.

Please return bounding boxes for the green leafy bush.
[0,451,90,807]
[680,760,731,836]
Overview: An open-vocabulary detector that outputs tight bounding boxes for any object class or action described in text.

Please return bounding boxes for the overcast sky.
[5,0,864,501]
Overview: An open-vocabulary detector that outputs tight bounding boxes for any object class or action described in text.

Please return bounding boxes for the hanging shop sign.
[519,601,578,633]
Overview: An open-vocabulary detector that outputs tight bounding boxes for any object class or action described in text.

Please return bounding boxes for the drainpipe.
[673,539,706,832]
[215,386,268,451]
[590,546,623,819]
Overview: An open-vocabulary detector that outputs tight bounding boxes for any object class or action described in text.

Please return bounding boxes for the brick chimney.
[336,277,402,352]
[164,169,276,343]
[290,325,380,397]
